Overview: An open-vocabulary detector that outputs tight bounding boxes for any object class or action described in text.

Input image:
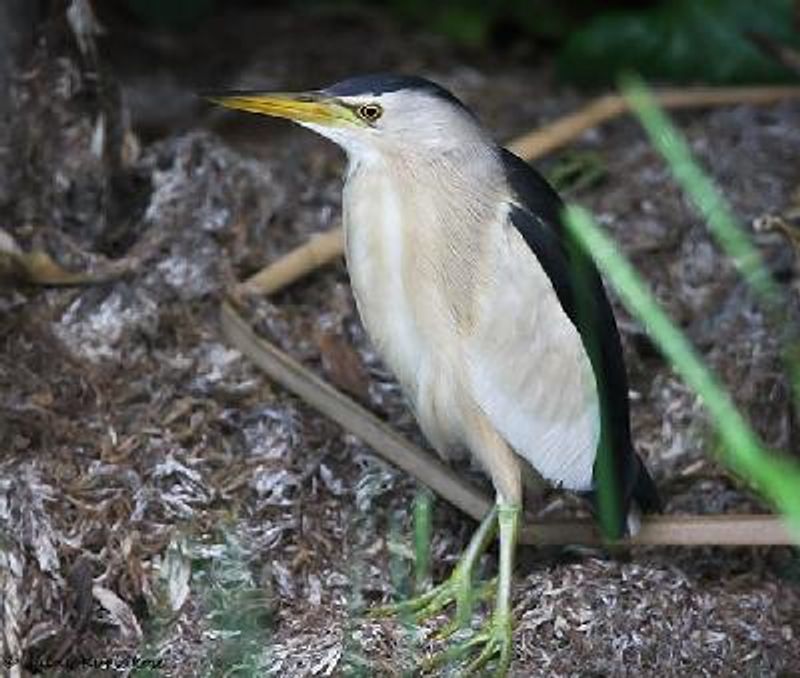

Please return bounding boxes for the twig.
[238,229,344,296]
[219,300,796,546]
[239,85,800,297]
[509,86,800,160]
[0,247,129,286]
[521,514,794,547]
[0,223,166,287]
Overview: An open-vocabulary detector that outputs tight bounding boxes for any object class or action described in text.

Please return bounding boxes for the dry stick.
[220,301,796,546]
[508,85,800,159]
[523,514,793,547]
[238,85,800,297]
[239,229,344,296]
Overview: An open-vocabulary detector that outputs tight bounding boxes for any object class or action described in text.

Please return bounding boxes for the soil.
[0,4,798,677]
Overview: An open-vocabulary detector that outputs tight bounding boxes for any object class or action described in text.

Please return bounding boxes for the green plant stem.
[620,73,800,398]
[412,490,433,592]
[565,205,800,540]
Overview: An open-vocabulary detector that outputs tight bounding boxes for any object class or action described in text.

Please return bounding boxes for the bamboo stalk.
[220,300,796,547]
[238,85,800,297]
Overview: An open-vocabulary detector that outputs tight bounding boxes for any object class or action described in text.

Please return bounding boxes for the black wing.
[500,149,661,537]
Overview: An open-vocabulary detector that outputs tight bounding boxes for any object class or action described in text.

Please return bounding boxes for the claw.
[370,566,494,631]
[368,585,439,620]
[370,506,500,627]
[419,609,513,676]
[462,611,513,676]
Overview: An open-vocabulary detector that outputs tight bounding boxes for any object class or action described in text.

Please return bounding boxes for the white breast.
[342,154,474,453]
[343,160,424,390]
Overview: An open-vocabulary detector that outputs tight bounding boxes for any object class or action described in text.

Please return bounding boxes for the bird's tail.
[586,448,662,538]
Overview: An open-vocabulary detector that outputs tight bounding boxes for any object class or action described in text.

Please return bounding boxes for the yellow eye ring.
[357,103,383,122]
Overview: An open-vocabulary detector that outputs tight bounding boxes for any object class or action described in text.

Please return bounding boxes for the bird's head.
[206,74,485,160]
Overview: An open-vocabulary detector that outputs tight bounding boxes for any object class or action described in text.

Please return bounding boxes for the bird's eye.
[357,103,383,122]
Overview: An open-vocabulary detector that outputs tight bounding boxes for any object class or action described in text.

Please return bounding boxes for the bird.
[208,74,661,676]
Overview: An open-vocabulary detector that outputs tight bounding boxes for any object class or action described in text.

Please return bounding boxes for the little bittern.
[209,74,660,676]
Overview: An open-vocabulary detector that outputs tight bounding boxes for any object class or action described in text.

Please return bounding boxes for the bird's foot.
[371,506,499,628]
[369,566,495,629]
[369,504,517,676]
[422,607,513,676]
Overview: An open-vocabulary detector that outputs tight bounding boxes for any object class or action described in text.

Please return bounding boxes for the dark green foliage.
[126,0,217,30]
[559,0,800,84]
[119,0,799,84]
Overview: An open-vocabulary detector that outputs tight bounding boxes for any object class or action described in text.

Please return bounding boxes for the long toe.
[368,585,440,620]
[433,577,497,641]
[370,564,491,628]
[463,612,513,676]
[418,609,513,677]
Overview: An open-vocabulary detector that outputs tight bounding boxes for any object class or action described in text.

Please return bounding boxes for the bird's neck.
[346,143,503,206]
[342,143,507,334]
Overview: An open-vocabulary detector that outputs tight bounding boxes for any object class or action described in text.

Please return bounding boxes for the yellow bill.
[205,91,356,126]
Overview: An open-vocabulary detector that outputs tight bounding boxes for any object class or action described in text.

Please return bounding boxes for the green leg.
[370,506,499,630]
[464,502,519,675]
[423,502,520,677]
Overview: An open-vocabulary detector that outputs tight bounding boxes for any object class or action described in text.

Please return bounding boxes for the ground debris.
[511,558,799,676]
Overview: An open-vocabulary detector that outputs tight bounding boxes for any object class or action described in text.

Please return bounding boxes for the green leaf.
[559,0,800,84]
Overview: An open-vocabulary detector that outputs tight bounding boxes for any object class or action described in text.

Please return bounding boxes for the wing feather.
[499,149,661,535]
